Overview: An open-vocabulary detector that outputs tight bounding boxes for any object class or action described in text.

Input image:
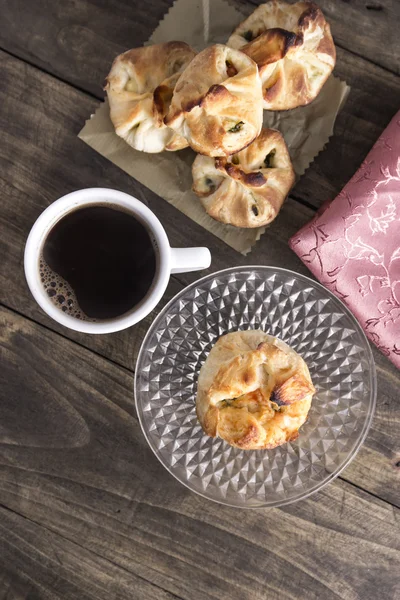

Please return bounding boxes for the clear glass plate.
[135,267,376,508]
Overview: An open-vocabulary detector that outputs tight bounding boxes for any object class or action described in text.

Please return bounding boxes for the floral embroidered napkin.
[290,111,400,368]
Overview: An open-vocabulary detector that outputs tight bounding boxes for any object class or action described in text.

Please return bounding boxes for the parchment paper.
[79,0,350,254]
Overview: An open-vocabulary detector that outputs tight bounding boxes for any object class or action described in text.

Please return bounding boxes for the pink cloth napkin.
[290,111,400,368]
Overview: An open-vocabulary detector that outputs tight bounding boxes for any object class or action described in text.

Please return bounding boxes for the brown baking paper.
[79,0,350,254]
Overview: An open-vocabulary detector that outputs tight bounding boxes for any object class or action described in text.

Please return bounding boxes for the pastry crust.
[196,330,315,450]
[164,44,263,157]
[227,1,336,110]
[105,42,196,153]
[192,128,294,227]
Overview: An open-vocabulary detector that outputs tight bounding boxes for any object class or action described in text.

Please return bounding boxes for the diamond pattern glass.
[135,267,376,508]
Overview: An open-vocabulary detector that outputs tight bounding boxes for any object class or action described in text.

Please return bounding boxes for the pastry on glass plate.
[196,330,315,450]
[192,128,294,227]
[164,44,263,157]
[227,0,336,110]
[105,42,196,153]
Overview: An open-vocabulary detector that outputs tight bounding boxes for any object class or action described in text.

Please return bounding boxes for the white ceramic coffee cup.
[25,188,211,334]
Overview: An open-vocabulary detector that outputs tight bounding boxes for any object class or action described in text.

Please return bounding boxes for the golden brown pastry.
[105,42,196,153]
[197,330,315,450]
[192,128,294,228]
[227,1,336,110]
[164,44,263,157]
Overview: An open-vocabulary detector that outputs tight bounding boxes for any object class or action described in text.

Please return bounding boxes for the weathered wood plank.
[0,506,181,600]
[0,570,34,600]
[0,0,398,98]
[338,345,400,504]
[0,49,311,370]
[0,0,171,97]
[0,305,399,600]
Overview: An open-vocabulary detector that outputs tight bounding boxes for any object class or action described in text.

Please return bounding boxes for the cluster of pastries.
[105,1,335,228]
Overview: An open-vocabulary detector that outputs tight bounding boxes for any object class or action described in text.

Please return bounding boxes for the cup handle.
[170,247,211,274]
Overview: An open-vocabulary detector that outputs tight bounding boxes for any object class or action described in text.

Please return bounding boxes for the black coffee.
[40,205,157,320]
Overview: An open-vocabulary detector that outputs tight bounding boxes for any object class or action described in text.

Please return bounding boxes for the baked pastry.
[192,128,294,227]
[105,42,196,153]
[227,1,336,110]
[164,44,263,157]
[196,330,315,450]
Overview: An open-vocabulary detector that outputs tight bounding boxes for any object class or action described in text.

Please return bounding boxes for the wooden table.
[0,1,399,598]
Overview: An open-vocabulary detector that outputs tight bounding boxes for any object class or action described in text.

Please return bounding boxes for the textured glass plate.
[135,267,376,508]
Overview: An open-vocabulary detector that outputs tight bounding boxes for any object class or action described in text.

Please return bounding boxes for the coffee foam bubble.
[39,256,94,321]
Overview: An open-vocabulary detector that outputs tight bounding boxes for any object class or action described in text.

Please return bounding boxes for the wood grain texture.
[0,506,180,600]
[338,346,400,506]
[0,0,398,98]
[0,0,171,97]
[1,307,399,600]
